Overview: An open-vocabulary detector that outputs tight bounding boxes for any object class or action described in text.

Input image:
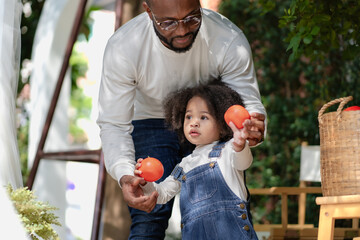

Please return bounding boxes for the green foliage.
[6,185,61,240]
[69,87,93,144]
[69,47,89,91]
[220,0,360,226]
[19,0,63,95]
[279,0,360,62]
[80,5,103,41]
[20,0,45,84]
[69,43,92,145]
[17,121,30,185]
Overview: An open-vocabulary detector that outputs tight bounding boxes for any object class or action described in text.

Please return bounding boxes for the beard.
[153,23,201,53]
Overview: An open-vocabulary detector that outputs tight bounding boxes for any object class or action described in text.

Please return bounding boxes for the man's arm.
[97,37,137,181]
[98,36,152,211]
[220,32,267,146]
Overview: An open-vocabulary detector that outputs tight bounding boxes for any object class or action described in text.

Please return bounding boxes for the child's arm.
[135,159,181,204]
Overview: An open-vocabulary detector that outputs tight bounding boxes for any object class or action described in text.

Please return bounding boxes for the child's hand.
[228,119,251,152]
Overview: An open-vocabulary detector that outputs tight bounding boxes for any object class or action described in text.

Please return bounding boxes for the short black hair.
[163,80,245,143]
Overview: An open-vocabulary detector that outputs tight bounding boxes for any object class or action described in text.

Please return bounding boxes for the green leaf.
[289,52,296,62]
[310,26,320,35]
[290,0,296,15]
[313,14,331,22]
[299,26,307,34]
[303,35,313,44]
[287,34,301,52]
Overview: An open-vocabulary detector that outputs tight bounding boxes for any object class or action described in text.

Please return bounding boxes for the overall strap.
[208,140,253,222]
[208,141,226,159]
[208,141,248,191]
[171,164,185,181]
[209,141,250,200]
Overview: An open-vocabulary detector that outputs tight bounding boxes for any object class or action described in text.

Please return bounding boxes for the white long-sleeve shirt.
[141,140,253,202]
[97,9,266,183]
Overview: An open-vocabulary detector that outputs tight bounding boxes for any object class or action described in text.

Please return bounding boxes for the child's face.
[183,96,220,146]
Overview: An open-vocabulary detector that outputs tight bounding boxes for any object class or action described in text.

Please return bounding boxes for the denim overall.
[171,142,258,240]
[129,119,194,239]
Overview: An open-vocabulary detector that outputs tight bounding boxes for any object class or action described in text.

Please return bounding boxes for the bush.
[220,0,360,226]
[7,185,61,240]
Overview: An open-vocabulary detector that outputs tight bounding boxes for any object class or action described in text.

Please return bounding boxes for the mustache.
[172,32,194,40]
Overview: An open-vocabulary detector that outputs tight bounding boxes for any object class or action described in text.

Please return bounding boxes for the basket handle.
[318,96,353,125]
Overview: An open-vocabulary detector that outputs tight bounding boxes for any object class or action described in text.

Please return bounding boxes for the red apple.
[344,106,360,111]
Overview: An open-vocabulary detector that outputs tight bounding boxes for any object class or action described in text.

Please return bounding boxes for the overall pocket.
[186,166,218,204]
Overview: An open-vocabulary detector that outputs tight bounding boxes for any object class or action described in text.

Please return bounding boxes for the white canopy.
[0,0,23,188]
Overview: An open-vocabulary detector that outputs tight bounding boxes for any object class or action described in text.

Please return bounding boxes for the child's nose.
[191,119,199,127]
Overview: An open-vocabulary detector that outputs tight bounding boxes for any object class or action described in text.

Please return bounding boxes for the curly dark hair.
[163,80,245,143]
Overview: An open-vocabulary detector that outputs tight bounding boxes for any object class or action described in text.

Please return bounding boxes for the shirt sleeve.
[141,176,181,204]
[220,32,267,137]
[96,37,137,183]
[230,140,253,170]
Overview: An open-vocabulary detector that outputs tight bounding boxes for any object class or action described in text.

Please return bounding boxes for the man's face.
[144,0,202,53]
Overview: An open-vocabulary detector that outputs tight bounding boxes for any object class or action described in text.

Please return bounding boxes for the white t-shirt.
[141,140,253,202]
[97,9,266,182]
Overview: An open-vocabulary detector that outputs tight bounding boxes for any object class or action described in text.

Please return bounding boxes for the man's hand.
[134,158,144,177]
[120,175,158,213]
[247,112,265,146]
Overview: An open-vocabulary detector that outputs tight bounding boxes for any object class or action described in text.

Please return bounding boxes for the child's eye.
[201,116,208,120]
[185,115,192,120]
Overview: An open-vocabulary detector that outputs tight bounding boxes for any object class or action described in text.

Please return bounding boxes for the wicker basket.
[318,96,360,196]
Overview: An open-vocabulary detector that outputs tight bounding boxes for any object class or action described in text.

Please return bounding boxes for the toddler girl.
[135,81,258,239]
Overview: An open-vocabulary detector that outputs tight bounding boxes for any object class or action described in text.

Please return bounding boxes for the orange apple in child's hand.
[224,105,251,129]
[344,106,360,111]
[138,157,164,182]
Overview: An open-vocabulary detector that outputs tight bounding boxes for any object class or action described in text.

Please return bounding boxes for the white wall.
[0,0,23,188]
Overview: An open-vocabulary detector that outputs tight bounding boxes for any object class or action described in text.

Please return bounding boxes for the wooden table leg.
[353,218,359,229]
[318,204,335,240]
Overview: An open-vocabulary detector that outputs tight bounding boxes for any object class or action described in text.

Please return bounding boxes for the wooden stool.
[316,195,360,239]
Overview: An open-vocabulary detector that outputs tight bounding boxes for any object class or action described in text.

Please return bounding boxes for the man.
[97,0,266,238]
